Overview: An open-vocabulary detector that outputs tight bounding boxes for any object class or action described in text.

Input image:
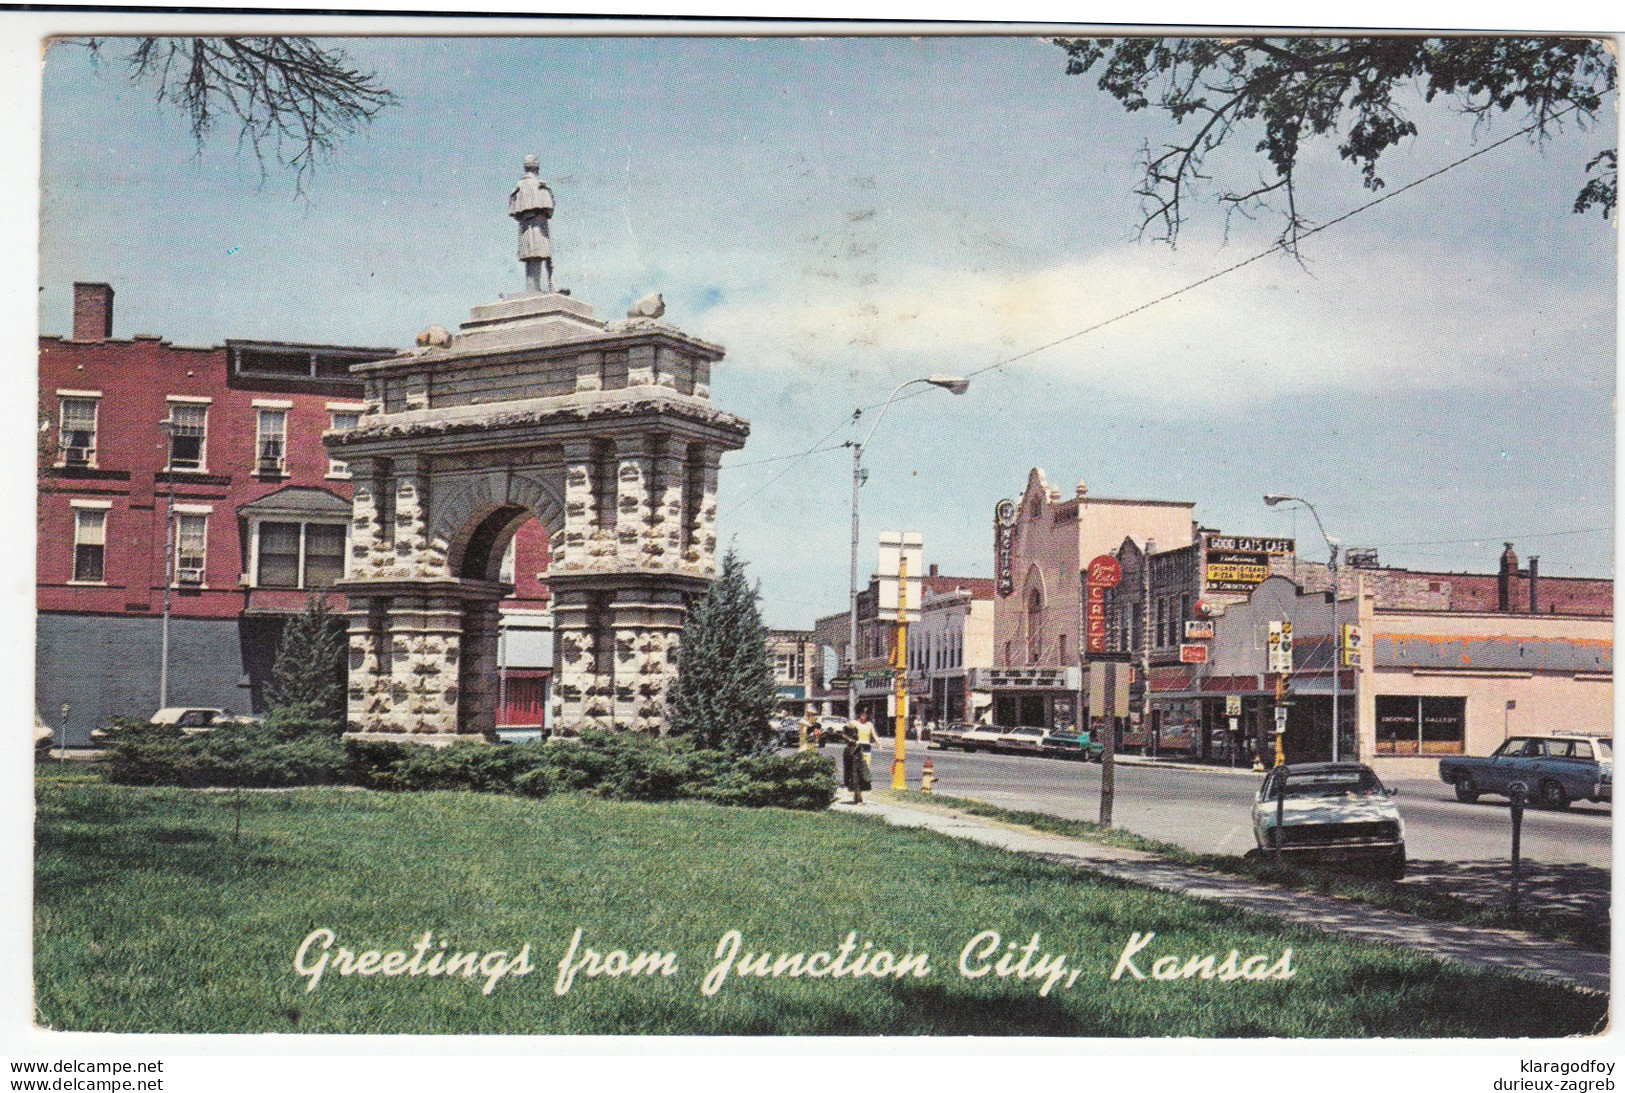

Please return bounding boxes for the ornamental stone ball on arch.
[326,159,749,741]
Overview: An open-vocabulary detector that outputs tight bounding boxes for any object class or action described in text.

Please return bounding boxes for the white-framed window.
[256,408,288,475]
[58,396,99,467]
[71,507,107,582]
[174,512,208,583]
[166,402,209,472]
[253,520,348,589]
[328,408,361,477]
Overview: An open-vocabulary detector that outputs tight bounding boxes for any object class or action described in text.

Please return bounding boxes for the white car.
[950,724,1008,753]
[1252,762,1407,879]
[994,725,1048,755]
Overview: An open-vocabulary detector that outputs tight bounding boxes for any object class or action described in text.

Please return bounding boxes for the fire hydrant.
[920,758,936,794]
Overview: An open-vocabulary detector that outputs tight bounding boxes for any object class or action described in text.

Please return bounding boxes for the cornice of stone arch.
[432,469,567,581]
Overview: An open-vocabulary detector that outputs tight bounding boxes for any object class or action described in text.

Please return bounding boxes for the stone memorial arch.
[328,160,749,740]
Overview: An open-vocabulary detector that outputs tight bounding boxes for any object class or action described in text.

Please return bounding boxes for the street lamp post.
[158,419,176,711]
[1264,494,1341,762]
[847,376,969,734]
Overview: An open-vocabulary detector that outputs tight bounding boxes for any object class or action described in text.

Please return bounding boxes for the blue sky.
[37,34,1617,628]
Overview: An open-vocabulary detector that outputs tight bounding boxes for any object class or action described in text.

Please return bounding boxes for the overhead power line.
[1363,525,1612,549]
[720,105,1579,515]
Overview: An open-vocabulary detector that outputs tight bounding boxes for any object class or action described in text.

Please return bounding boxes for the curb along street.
[832,795,1609,995]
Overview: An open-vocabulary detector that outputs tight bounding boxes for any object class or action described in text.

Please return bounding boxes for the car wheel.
[1384,846,1407,881]
[1453,773,1479,803]
[1539,780,1570,810]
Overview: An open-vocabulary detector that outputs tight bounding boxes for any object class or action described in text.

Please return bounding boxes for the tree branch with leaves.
[1054,36,1617,252]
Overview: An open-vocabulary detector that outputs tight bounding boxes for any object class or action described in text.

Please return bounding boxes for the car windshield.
[1278,770,1384,799]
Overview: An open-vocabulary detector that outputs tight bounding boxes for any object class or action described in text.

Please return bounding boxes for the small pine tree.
[267,594,349,734]
[666,550,779,755]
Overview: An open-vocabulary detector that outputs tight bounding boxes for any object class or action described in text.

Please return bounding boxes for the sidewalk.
[832,794,1609,994]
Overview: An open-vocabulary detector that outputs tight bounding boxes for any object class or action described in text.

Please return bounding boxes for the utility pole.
[1140,539,1155,758]
[158,419,175,711]
[1329,549,1341,763]
[1076,565,1087,737]
[892,552,909,791]
[848,440,862,723]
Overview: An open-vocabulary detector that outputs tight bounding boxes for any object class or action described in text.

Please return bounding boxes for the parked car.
[995,725,1049,755]
[1439,734,1612,809]
[150,707,228,732]
[1040,728,1104,762]
[148,708,260,733]
[774,718,801,748]
[817,717,848,747]
[932,722,1005,753]
[1252,762,1407,878]
[495,729,546,745]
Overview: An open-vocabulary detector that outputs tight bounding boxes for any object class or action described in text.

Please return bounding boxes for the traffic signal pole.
[892,552,909,791]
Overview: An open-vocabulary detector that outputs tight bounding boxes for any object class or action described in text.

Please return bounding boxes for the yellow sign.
[1206,562,1270,584]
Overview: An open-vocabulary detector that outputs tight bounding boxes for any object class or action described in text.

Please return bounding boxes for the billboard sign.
[1179,644,1208,664]
[1184,619,1214,640]
[1204,550,1271,592]
[1204,533,1295,555]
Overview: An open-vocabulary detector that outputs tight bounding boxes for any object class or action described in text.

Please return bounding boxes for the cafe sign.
[1084,553,1121,655]
[1204,533,1294,555]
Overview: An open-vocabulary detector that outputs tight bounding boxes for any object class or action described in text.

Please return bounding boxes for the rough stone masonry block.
[616,455,650,565]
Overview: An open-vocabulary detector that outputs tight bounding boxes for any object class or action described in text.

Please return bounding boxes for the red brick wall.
[40,332,552,622]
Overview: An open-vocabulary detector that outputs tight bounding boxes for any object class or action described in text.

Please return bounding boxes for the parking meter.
[1507,780,1528,911]
[1274,769,1287,866]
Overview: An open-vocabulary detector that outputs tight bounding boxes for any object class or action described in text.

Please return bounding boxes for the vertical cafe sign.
[994,499,1017,596]
[1085,554,1121,654]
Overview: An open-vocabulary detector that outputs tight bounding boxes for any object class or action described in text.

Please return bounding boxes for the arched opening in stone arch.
[457,504,531,581]
[447,503,558,738]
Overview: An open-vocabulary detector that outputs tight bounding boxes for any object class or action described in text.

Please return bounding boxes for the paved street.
[854,740,1611,868]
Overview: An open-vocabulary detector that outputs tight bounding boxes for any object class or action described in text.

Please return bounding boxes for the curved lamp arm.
[858,374,970,454]
[1264,494,1340,568]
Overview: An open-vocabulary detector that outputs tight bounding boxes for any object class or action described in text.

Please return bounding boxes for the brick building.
[906,574,995,725]
[37,283,555,743]
[766,628,818,716]
[1126,543,1611,769]
[815,566,993,723]
[989,468,1194,728]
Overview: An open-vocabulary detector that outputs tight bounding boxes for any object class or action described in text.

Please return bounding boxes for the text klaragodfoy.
[292,927,1297,997]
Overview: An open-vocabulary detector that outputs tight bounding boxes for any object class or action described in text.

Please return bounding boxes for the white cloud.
[689,235,1612,413]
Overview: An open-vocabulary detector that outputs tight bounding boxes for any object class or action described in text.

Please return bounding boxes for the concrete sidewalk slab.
[833,797,1609,995]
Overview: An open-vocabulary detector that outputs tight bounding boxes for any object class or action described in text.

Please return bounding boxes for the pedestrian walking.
[853,710,875,788]
[797,705,819,752]
[841,725,869,804]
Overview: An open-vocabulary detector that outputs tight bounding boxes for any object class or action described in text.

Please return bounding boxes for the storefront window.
[1376,694,1466,755]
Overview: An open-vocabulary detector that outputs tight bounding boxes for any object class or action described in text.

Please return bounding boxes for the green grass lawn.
[34,774,1608,1036]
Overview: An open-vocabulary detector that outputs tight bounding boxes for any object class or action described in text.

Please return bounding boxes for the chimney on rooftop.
[72,283,113,342]
[1528,555,1540,614]
[1498,542,1518,612]
[929,563,939,578]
